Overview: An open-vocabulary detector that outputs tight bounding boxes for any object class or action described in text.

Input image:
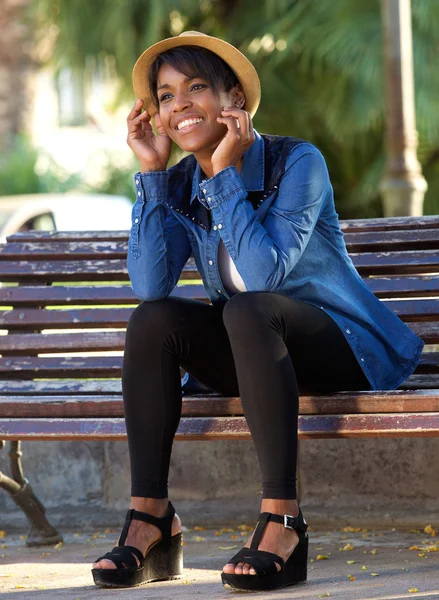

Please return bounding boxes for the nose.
[172,90,192,113]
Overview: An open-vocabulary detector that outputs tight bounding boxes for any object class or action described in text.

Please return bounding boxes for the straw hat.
[132,31,261,117]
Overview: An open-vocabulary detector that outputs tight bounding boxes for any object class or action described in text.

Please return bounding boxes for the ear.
[231,84,245,109]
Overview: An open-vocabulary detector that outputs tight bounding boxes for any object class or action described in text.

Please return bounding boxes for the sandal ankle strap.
[119,501,175,545]
[250,508,307,550]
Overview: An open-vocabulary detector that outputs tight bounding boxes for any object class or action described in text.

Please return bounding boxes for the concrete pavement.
[0,524,438,599]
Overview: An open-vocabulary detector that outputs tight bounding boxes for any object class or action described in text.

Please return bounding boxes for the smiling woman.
[90,31,424,593]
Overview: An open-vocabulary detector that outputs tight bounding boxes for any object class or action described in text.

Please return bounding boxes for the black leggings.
[122,292,369,500]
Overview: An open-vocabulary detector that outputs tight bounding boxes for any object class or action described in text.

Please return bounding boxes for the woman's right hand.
[126,99,172,172]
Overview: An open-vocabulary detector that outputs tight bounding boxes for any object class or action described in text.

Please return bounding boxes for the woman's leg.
[222,291,368,576]
[95,296,238,570]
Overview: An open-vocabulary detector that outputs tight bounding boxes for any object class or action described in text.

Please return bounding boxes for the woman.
[92,31,424,592]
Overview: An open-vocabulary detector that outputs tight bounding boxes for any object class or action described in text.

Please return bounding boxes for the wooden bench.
[1,215,439,545]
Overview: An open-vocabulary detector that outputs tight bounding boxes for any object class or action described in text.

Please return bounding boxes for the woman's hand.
[211,107,255,176]
[126,99,172,173]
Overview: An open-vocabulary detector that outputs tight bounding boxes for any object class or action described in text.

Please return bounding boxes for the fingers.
[218,107,253,141]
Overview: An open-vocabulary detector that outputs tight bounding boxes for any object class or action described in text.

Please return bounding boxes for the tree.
[0,0,35,151]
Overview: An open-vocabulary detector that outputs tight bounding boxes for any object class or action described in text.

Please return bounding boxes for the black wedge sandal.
[92,501,183,588]
[221,508,308,592]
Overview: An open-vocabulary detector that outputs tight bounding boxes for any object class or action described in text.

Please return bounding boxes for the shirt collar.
[190,129,265,203]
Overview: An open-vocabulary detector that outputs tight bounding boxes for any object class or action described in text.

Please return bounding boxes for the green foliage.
[0,136,137,200]
[28,0,439,217]
[0,136,81,195]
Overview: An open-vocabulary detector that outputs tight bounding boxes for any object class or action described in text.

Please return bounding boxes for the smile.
[177,118,203,131]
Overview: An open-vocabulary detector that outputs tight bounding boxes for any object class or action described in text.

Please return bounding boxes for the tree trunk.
[0,0,35,151]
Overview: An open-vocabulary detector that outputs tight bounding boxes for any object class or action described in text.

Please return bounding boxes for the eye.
[159,93,172,103]
[190,83,207,92]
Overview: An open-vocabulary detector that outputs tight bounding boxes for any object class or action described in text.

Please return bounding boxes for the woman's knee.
[126,298,183,342]
[222,292,270,333]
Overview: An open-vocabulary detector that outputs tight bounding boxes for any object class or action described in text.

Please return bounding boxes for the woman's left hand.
[211,107,255,176]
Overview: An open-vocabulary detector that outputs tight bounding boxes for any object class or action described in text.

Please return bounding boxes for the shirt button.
[134,218,139,224]
[203,188,207,194]
[217,289,222,294]
[218,224,223,229]
[208,260,213,265]
[346,329,350,334]
[136,179,140,185]
[137,191,141,196]
[213,225,217,231]
[207,197,212,202]
[360,357,365,362]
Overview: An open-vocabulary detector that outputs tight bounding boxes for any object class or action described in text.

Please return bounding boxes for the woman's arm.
[127,171,192,301]
[200,143,329,291]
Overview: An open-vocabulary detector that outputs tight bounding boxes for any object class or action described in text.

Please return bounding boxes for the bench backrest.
[0,215,438,394]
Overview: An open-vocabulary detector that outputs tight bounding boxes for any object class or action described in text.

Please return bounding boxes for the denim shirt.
[128,130,424,391]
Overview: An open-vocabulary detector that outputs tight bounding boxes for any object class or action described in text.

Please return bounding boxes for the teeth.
[177,118,202,131]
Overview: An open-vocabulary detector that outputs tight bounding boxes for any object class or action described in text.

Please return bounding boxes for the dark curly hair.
[148,45,241,109]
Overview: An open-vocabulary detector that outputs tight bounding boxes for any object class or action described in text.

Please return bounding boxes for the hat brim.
[132,33,261,118]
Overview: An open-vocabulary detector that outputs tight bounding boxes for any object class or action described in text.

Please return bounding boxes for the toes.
[93,559,116,570]
[222,563,236,574]
[234,562,245,575]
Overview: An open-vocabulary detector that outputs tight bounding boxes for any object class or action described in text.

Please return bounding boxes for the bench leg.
[0,441,63,547]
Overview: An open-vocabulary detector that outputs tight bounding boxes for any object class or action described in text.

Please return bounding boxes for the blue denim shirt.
[128,130,424,391]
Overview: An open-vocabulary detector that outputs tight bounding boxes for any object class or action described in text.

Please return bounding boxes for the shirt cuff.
[134,171,168,202]
[198,166,245,209]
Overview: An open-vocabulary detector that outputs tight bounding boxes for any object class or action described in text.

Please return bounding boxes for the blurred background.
[1,0,438,229]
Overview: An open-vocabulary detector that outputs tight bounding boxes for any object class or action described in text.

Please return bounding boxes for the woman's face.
[156,63,242,154]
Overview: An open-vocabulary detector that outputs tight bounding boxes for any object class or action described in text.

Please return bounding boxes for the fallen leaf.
[409,545,419,551]
[341,543,354,551]
[193,526,205,531]
[342,527,361,533]
[370,549,377,555]
[408,588,419,593]
[219,545,238,550]
[316,554,329,560]
[424,525,436,537]
[192,536,205,542]
[346,560,356,565]
[361,565,367,570]
[318,594,331,598]
[370,573,379,577]
[0,532,6,539]
[347,575,356,581]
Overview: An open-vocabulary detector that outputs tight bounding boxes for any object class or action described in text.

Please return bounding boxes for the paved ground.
[0,524,438,599]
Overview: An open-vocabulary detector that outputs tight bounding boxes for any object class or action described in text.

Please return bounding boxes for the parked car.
[0,193,133,241]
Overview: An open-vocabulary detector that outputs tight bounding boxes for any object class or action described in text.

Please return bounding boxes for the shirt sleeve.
[198,143,329,292]
[127,171,192,301]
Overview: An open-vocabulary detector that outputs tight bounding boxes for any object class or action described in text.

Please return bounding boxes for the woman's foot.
[222,499,300,576]
[93,498,181,570]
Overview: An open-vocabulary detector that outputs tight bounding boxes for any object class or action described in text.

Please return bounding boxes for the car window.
[18,213,56,232]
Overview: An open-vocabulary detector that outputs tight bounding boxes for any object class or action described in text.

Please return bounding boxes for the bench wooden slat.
[0,260,199,282]
[340,215,439,232]
[1,299,437,332]
[0,321,438,355]
[366,276,439,298]
[343,229,439,252]
[0,373,436,396]
[1,276,439,307]
[0,242,128,260]
[1,250,439,283]
[0,284,207,307]
[5,215,439,244]
[0,379,122,394]
[1,390,439,418]
[2,229,439,259]
[0,352,437,379]
[2,412,439,440]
